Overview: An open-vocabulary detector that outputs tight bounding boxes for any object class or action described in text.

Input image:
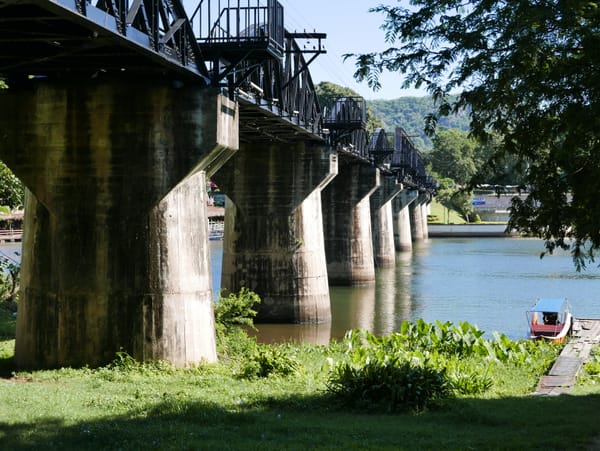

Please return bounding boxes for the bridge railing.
[190,0,284,56]
[322,97,368,156]
[391,126,433,188]
[368,129,395,165]
[81,0,206,76]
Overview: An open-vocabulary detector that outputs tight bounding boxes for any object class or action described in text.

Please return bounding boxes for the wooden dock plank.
[534,318,600,395]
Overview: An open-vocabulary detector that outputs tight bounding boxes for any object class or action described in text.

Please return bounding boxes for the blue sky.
[277,0,427,100]
[184,0,426,100]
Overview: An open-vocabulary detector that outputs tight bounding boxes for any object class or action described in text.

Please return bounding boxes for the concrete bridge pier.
[371,176,403,267]
[322,162,379,285]
[410,194,428,242]
[213,143,337,323]
[0,80,238,369]
[393,189,418,252]
[421,196,431,240]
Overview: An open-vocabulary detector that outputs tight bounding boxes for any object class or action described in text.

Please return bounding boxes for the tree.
[0,81,23,209]
[0,161,23,209]
[349,1,600,268]
[429,128,477,185]
[434,177,474,223]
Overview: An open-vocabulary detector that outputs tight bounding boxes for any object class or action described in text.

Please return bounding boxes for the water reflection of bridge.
[0,0,435,369]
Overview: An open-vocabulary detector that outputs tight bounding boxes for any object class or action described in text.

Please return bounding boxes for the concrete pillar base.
[394,190,418,252]
[322,163,379,285]
[216,143,335,324]
[0,79,238,368]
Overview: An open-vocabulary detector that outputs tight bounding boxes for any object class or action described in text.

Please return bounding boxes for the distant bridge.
[0,0,435,369]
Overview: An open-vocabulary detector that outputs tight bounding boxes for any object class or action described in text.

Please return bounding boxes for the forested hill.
[368,97,471,150]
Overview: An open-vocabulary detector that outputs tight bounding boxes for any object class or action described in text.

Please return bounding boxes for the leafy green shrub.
[214,288,261,358]
[239,344,299,379]
[326,321,561,411]
[214,288,260,335]
[95,350,178,382]
[327,355,451,412]
[583,349,600,376]
[446,360,493,395]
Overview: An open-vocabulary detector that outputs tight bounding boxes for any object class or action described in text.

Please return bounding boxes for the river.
[210,237,600,344]
[2,238,598,344]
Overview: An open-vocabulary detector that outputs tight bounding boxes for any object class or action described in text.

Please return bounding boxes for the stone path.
[535,318,600,395]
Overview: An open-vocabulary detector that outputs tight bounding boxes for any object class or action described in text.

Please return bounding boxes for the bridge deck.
[535,318,600,395]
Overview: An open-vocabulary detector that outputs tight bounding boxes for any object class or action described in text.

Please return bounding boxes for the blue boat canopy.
[530,298,569,313]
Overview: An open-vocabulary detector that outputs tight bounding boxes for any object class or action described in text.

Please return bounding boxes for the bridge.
[0,0,435,368]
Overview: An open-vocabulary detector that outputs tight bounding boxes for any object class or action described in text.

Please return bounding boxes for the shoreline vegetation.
[1,297,599,450]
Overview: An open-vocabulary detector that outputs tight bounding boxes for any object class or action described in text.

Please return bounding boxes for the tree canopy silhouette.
[349,0,600,268]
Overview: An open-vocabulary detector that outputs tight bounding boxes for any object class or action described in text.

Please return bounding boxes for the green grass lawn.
[428,199,467,224]
[1,307,599,450]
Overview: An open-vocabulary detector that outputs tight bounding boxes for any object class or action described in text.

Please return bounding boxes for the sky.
[276,0,427,100]
[183,0,427,100]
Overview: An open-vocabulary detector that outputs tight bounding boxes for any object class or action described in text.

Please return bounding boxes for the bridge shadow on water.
[1,382,599,450]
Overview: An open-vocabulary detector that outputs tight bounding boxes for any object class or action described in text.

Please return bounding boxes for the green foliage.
[214,288,260,335]
[583,348,600,377]
[434,179,475,223]
[0,161,23,209]
[0,304,15,339]
[214,288,261,359]
[0,313,597,449]
[429,128,477,184]
[239,344,300,379]
[369,96,470,149]
[0,253,20,310]
[350,0,600,268]
[95,351,178,382]
[327,354,452,412]
[213,289,300,379]
[326,321,561,412]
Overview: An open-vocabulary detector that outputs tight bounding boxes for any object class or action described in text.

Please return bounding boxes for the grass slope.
[1,306,599,450]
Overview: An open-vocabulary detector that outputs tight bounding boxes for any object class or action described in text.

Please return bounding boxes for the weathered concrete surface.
[393,189,418,252]
[322,162,379,285]
[420,199,430,240]
[370,176,403,267]
[0,79,238,368]
[410,194,430,242]
[214,143,336,323]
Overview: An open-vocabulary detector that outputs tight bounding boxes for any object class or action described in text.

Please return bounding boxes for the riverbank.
[428,223,517,237]
[1,329,599,449]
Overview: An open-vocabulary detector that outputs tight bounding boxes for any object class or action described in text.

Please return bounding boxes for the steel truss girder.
[0,0,209,80]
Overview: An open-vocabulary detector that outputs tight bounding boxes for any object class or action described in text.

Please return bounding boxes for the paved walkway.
[535,318,600,395]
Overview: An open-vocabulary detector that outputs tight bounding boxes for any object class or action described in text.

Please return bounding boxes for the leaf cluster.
[213,288,261,359]
[214,288,260,335]
[238,344,300,379]
[350,0,600,268]
[326,320,560,412]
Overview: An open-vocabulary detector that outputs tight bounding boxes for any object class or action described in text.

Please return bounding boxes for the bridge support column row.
[393,189,418,252]
[410,194,430,242]
[371,176,404,267]
[0,80,238,369]
[213,142,336,323]
[410,196,425,241]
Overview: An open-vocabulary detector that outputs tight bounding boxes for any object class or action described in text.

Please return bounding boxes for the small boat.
[526,297,573,343]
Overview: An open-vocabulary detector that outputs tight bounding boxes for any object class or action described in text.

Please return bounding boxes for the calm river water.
[2,238,597,344]
[210,237,600,344]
